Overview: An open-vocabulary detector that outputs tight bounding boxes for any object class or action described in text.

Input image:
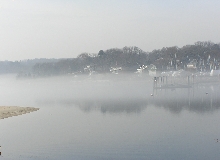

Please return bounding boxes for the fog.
[1,73,151,107]
[1,73,220,115]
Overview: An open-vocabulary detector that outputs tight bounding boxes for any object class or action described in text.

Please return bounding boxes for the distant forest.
[2,41,220,77]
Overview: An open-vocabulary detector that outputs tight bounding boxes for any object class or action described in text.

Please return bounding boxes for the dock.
[153,76,193,90]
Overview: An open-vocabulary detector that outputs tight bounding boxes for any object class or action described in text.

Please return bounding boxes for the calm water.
[0,74,220,160]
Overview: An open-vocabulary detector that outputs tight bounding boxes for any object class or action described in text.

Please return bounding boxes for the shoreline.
[0,106,39,119]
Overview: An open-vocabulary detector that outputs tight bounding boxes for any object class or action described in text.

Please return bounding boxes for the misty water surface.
[0,74,220,160]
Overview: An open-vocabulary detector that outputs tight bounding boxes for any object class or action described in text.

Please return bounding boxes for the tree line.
[2,41,220,77]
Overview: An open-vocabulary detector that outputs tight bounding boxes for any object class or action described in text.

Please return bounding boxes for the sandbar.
[0,106,39,119]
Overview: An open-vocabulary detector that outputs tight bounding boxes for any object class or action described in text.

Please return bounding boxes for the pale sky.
[0,0,220,61]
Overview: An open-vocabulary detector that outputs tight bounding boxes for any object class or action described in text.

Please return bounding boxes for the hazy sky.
[1,0,220,61]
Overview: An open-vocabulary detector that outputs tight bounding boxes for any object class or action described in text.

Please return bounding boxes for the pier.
[153,75,220,90]
[151,75,220,109]
[153,76,193,90]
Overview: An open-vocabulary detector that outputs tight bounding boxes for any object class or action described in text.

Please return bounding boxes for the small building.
[186,60,197,72]
[149,64,157,76]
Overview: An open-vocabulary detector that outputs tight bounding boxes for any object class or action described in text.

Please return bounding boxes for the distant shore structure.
[153,73,220,91]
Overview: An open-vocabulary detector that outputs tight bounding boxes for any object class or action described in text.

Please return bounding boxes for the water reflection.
[68,99,148,114]
[149,97,220,114]
[36,85,220,115]
[37,99,148,114]
[149,84,220,114]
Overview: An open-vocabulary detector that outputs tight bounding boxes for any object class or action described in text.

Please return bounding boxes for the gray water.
[0,74,220,160]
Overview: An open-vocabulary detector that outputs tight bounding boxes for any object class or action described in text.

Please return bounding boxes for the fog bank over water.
[0,73,219,115]
[11,73,218,115]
